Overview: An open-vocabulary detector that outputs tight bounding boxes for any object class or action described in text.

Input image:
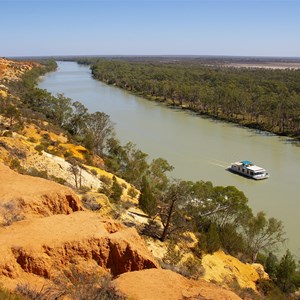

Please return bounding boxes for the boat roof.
[240,160,252,165]
[247,165,265,171]
[232,160,267,172]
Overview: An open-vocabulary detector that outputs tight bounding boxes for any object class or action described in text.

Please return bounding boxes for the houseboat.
[228,160,269,180]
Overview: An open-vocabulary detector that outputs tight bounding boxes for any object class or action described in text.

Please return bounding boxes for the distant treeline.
[80,58,300,139]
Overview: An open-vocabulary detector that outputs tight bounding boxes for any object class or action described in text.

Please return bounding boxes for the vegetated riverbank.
[35,59,295,296]
[78,57,300,141]
[0,58,270,299]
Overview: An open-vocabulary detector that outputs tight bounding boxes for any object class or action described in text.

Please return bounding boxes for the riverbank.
[89,59,300,141]
[39,61,300,257]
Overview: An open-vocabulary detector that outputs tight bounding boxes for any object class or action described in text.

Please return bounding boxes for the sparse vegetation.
[0,199,25,226]
[15,268,125,300]
[0,286,25,300]
[82,194,101,211]
[1,57,300,299]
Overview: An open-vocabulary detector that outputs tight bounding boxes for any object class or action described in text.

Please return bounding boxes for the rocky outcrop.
[202,251,269,292]
[113,269,242,300]
[0,163,83,223]
[0,211,159,289]
[0,58,38,83]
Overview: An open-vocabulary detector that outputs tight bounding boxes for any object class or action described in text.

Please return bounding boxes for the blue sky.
[1,0,300,57]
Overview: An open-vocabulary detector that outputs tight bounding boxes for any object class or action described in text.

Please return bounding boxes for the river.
[39,61,300,257]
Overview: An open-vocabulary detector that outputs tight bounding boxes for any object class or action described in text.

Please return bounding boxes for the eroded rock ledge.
[0,211,159,286]
[0,163,83,221]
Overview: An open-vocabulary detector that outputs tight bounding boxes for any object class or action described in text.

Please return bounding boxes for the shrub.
[110,177,123,202]
[100,175,112,186]
[27,136,37,143]
[198,223,221,254]
[15,283,58,300]
[0,200,25,226]
[2,130,13,137]
[50,176,66,185]
[34,144,45,153]
[25,168,48,179]
[90,169,98,176]
[53,266,125,300]
[63,150,72,158]
[78,186,91,193]
[127,187,138,198]
[9,158,21,171]
[179,256,204,280]
[83,151,93,165]
[98,186,111,197]
[81,195,101,211]
[163,240,183,266]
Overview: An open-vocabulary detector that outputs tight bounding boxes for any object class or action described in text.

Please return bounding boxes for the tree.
[110,176,122,202]
[120,142,149,188]
[67,157,82,189]
[276,250,297,293]
[52,93,73,127]
[147,158,173,198]
[86,111,115,156]
[265,252,278,280]
[68,101,88,136]
[159,180,190,241]
[244,212,286,262]
[4,104,20,127]
[138,176,157,217]
[200,222,221,254]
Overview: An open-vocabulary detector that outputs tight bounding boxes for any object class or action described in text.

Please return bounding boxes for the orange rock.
[113,269,241,300]
[0,212,159,289]
[0,163,83,220]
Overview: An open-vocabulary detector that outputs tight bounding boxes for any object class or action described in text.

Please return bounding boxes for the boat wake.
[207,158,229,169]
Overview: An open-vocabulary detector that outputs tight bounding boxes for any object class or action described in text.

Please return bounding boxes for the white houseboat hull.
[228,160,269,180]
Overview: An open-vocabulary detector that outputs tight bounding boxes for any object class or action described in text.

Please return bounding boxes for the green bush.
[79,186,91,193]
[25,168,48,179]
[34,144,45,153]
[127,187,138,198]
[63,150,72,158]
[179,256,204,279]
[82,195,101,211]
[9,158,21,171]
[110,177,123,202]
[100,175,112,186]
[27,137,37,143]
[90,169,98,176]
[163,241,183,266]
[2,130,13,137]
[98,186,111,197]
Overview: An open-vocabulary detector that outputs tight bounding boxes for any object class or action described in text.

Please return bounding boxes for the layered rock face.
[0,164,159,290]
[0,211,159,287]
[0,58,38,83]
[0,163,83,222]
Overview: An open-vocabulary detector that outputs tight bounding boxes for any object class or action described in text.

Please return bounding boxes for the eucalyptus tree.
[244,211,286,263]
[159,180,191,242]
[67,101,89,136]
[85,111,115,156]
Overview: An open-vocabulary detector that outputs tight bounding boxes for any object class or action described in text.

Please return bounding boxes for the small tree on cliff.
[159,180,190,242]
[110,176,123,202]
[276,249,299,293]
[244,211,286,263]
[138,176,157,217]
